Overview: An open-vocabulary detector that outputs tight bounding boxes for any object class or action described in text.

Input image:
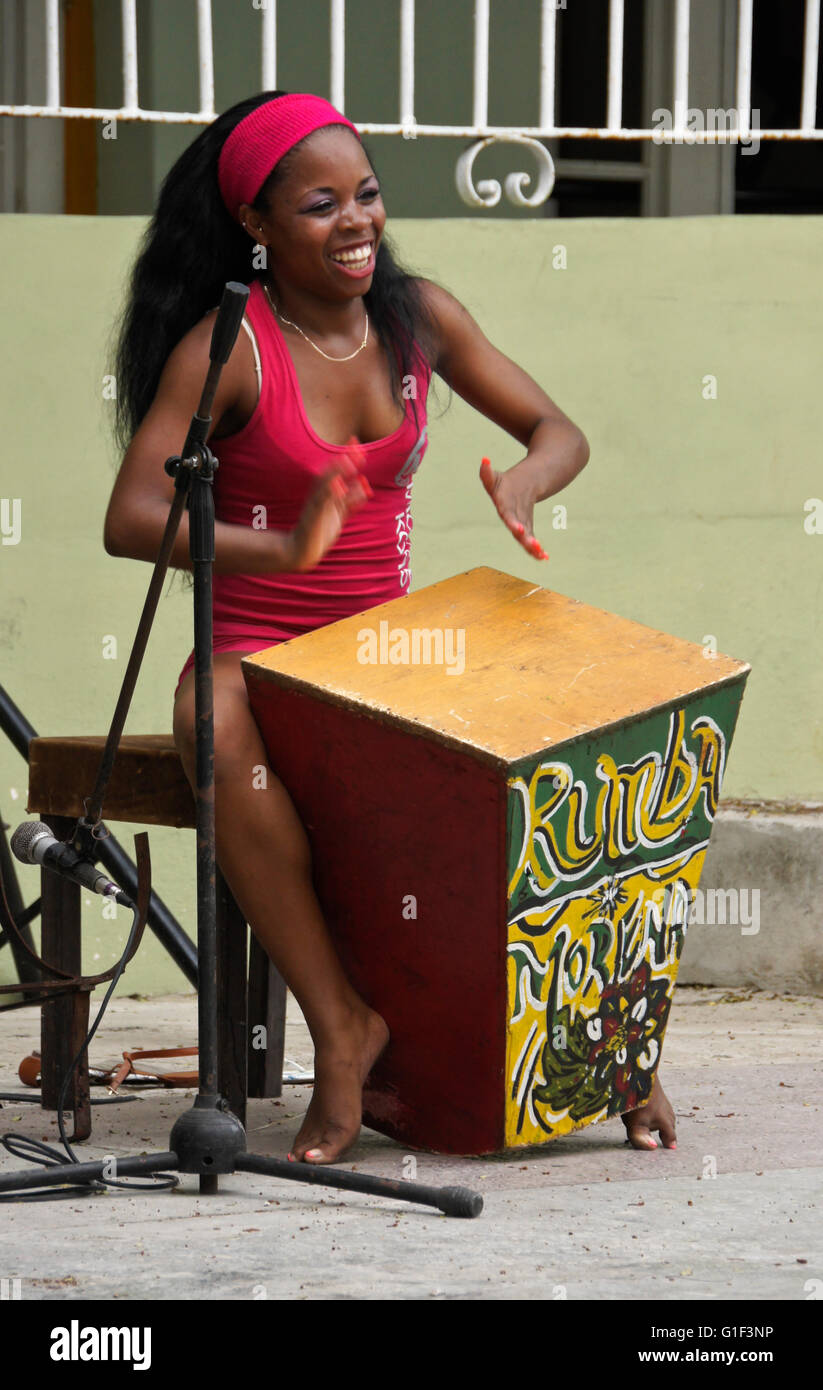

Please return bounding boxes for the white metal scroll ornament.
[455,135,556,209]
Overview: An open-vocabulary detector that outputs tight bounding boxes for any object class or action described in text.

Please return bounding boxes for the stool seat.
[27,734,195,828]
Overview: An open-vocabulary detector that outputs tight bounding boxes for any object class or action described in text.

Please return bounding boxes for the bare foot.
[288,1006,390,1165]
[621,1074,677,1150]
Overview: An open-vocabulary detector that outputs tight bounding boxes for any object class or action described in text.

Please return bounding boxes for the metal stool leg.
[247,934,287,1100]
[39,814,89,1136]
[67,986,92,1141]
[216,868,248,1125]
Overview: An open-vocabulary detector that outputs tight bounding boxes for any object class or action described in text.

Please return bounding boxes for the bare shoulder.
[411,277,488,376]
[159,307,220,385]
[172,307,231,374]
[173,303,255,372]
[155,305,254,434]
[413,276,467,323]
[414,276,472,361]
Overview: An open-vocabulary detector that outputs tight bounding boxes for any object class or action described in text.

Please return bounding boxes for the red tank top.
[174,278,432,695]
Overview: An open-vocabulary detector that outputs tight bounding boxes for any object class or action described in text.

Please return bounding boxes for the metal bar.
[539,0,557,130]
[247,936,287,1100]
[0,684,37,759]
[237,1153,482,1217]
[0,816,41,984]
[121,0,139,113]
[345,124,823,141]
[67,986,92,1140]
[736,0,754,134]
[215,869,248,1124]
[673,0,690,128]
[261,0,276,89]
[0,105,221,122]
[45,0,60,109]
[330,0,345,110]
[196,0,215,117]
[0,1152,178,1195]
[39,817,81,1112]
[473,0,489,129]
[801,0,821,130]
[190,471,217,1098]
[1,107,821,139]
[607,0,624,131]
[400,0,415,129]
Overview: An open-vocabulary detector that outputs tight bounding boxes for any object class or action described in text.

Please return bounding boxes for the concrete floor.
[0,985,820,1301]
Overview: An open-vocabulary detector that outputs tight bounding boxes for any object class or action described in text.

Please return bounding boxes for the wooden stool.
[243,566,751,1155]
[26,734,287,1139]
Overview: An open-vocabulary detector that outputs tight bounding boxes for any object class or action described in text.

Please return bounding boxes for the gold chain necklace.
[263,280,369,362]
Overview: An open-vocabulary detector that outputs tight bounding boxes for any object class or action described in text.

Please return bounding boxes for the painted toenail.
[306,1149,322,1160]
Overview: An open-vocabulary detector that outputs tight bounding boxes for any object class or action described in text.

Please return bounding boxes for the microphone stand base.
[168,1094,247,1175]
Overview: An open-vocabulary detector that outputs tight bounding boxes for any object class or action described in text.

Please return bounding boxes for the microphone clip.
[164,441,219,490]
[70,809,109,863]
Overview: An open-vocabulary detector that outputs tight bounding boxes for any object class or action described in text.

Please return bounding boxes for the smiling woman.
[99,90,625,1169]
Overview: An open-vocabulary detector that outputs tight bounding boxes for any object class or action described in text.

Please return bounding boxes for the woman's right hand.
[286,441,373,573]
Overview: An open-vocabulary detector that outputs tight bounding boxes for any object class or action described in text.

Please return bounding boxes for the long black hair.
[111,89,444,456]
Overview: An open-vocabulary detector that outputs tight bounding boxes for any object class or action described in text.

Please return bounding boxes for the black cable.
[0,902,179,1201]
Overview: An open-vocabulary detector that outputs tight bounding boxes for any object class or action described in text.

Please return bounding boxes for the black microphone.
[11,821,134,908]
[210,281,250,364]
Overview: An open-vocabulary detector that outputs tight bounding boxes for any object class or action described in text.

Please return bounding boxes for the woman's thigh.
[172,651,269,784]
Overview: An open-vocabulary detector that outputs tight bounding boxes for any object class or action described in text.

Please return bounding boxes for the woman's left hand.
[479,456,548,561]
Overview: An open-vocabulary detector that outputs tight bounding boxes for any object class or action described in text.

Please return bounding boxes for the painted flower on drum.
[534,959,671,1126]
[585,961,670,1110]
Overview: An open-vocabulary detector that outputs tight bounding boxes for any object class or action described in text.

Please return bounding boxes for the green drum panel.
[505,679,748,1146]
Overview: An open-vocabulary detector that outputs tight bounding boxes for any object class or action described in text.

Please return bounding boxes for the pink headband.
[218,93,361,222]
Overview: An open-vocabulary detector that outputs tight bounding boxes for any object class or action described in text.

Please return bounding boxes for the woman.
[104,90,675,1163]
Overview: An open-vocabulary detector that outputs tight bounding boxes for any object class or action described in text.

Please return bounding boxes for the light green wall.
[1,212,820,995]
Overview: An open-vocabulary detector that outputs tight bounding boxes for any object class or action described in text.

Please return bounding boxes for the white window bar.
[122,0,139,115]
[673,0,690,130]
[261,0,277,90]
[1,0,821,142]
[400,0,415,134]
[735,0,753,136]
[330,0,345,112]
[606,0,624,132]
[197,0,215,117]
[45,0,60,108]
[801,0,821,130]
[539,0,557,131]
[473,0,490,130]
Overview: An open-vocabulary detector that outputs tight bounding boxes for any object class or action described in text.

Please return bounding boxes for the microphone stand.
[0,282,481,1220]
